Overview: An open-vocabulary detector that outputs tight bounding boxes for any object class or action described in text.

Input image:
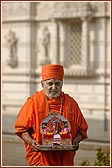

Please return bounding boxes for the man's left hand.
[73,139,79,151]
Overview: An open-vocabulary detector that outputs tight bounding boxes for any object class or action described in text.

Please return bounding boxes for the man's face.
[41,78,63,99]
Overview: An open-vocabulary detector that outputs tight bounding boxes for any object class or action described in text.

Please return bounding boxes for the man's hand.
[73,132,82,151]
[73,139,79,151]
[31,139,40,152]
[21,131,40,152]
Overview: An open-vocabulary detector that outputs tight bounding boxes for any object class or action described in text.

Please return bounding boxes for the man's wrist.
[29,139,34,146]
[73,133,82,144]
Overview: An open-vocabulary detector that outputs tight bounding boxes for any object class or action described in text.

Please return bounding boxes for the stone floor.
[2,134,110,166]
[2,140,99,166]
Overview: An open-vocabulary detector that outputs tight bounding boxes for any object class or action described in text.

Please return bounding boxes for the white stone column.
[29,3,37,95]
[59,22,68,67]
[81,17,89,70]
[51,20,59,64]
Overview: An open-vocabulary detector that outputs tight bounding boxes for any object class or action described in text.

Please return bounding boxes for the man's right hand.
[31,139,40,152]
[21,131,40,152]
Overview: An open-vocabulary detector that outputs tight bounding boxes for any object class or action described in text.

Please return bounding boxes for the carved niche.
[39,26,51,65]
[5,29,19,68]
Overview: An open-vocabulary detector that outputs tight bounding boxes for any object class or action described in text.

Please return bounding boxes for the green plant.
[77,147,110,166]
[94,147,110,166]
[78,159,90,166]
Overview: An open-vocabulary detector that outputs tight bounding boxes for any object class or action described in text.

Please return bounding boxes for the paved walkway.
[2,134,110,166]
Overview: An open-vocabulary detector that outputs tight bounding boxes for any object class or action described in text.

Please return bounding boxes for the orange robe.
[15,90,88,166]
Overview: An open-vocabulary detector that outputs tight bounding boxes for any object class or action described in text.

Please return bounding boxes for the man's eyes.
[47,82,53,86]
[47,82,61,86]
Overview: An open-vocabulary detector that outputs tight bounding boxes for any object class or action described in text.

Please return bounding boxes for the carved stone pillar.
[81,17,89,70]
[61,22,69,68]
[51,20,59,64]
[59,22,67,66]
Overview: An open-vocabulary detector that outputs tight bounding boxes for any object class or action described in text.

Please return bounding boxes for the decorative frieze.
[2,2,110,22]
[36,2,54,20]
[53,2,95,19]
[90,2,110,17]
[36,2,95,20]
[64,67,94,77]
[2,2,30,21]
[36,2,110,20]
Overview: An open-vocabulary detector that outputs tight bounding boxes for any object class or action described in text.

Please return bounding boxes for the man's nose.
[52,84,57,89]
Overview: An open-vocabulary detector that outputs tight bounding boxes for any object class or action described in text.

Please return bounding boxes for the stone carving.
[53,2,95,18]
[36,2,95,20]
[36,2,110,20]
[42,27,50,60]
[40,26,51,65]
[36,2,54,19]
[5,30,19,68]
[2,2,30,20]
[2,2,110,21]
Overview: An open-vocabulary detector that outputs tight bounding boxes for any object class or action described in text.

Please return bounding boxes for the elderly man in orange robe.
[15,64,88,166]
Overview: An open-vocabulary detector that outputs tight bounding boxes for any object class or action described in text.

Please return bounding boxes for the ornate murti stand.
[38,112,77,151]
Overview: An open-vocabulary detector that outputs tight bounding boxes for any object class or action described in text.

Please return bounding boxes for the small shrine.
[39,112,75,150]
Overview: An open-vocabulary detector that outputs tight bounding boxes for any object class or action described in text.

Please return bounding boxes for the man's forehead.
[44,78,62,83]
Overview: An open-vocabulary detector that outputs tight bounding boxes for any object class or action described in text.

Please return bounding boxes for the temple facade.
[2,2,110,142]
